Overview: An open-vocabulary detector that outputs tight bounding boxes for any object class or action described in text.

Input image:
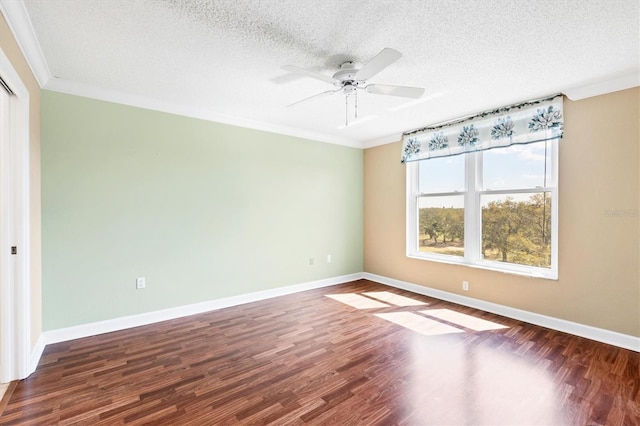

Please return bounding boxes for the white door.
[0,47,32,382]
[0,75,16,383]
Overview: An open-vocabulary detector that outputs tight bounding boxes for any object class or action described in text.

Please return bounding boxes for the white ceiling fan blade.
[282,65,335,84]
[355,48,402,81]
[286,89,340,107]
[365,84,425,99]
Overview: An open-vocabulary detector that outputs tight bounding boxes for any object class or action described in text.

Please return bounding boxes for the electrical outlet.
[462,281,469,291]
[136,277,146,289]
[309,257,314,266]
[326,254,332,263]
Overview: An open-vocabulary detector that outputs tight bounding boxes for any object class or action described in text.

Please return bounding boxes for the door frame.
[0,46,32,382]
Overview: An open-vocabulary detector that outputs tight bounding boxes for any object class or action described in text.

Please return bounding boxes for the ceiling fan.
[282,48,425,126]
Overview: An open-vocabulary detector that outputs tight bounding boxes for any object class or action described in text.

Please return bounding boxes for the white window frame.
[406,140,559,280]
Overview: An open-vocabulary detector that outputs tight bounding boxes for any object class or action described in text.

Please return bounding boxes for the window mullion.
[464,152,478,262]
[479,187,551,197]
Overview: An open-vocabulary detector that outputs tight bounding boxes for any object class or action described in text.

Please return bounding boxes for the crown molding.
[362,132,402,149]
[39,69,640,151]
[0,0,51,87]
[564,71,639,101]
[44,77,363,148]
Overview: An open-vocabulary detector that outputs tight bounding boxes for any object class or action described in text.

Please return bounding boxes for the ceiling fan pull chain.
[355,89,358,120]
[345,95,348,126]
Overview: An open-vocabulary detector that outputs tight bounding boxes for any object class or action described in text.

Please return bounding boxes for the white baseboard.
[363,272,640,352]
[32,270,638,374]
[42,273,363,346]
[28,334,46,375]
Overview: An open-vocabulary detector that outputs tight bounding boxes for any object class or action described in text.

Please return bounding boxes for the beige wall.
[0,13,42,348]
[364,88,640,337]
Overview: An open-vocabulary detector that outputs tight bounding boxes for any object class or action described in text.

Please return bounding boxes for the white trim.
[42,273,364,345]
[405,160,418,256]
[406,141,559,280]
[363,272,640,352]
[0,46,32,382]
[362,132,402,149]
[44,78,362,149]
[0,0,51,88]
[0,63,11,384]
[29,270,639,372]
[564,72,639,101]
[28,333,45,374]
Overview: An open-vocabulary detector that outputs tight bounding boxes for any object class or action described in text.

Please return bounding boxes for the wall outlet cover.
[136,277,146,289]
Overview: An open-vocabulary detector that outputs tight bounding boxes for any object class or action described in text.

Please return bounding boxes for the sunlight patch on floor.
[362,291,428,307]
[326,293,390,309]
[420,309,509,331]
[375,312,464,336]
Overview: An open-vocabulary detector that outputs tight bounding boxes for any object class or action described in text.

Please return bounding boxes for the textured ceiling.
[11,0,640,146]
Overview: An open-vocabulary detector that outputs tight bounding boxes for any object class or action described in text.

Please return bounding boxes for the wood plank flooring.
[1,279,638,425]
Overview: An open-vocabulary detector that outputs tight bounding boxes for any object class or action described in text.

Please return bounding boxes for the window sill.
[406,252,558,281]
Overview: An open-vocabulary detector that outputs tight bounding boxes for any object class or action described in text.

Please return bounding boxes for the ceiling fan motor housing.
[342,83,357,95]
[333,61,364,93]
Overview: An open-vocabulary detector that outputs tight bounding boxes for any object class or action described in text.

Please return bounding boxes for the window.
[406,140,558,279]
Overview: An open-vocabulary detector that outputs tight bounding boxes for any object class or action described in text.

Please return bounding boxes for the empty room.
[0,0,638,424]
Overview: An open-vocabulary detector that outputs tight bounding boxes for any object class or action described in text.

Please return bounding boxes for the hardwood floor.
[1,279,638,425]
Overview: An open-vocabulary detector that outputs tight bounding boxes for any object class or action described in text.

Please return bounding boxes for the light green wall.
[42,90,363,330]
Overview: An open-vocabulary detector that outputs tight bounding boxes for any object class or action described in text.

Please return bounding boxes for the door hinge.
[11,246,17,255]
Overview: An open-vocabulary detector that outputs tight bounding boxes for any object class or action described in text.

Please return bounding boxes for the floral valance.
[401,94,564,163]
